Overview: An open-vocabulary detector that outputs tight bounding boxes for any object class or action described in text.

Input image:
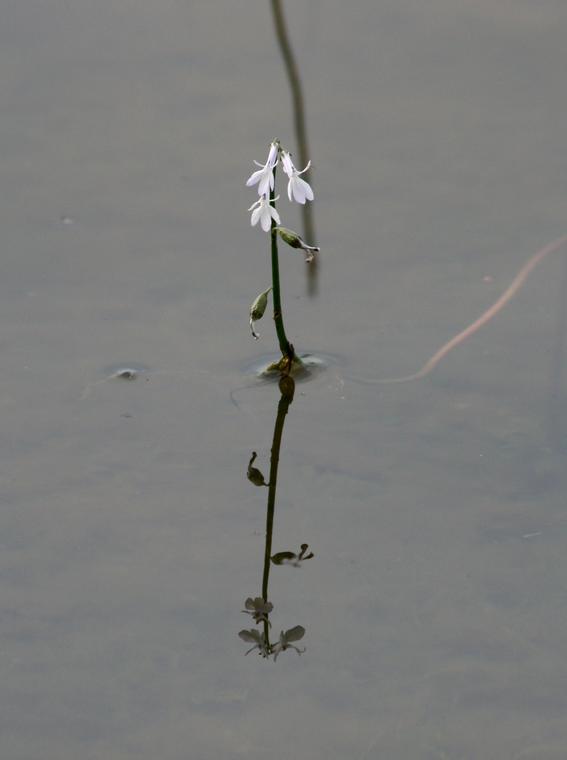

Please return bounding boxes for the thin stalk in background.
[270,0,318,296]
[547,251,567,449]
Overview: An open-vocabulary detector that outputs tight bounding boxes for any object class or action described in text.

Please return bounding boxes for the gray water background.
[2,1,567,758]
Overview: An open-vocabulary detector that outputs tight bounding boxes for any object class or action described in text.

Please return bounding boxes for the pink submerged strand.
[355,235,567,385]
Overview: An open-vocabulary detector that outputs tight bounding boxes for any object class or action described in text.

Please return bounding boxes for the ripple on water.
[103,363,151,381]
[241,352,342,384]
[80,362,153,399]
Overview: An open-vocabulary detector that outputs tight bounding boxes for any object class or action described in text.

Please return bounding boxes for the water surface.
[2,1,567,758]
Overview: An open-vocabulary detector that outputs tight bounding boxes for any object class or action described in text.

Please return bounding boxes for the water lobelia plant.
[246,140,319,373]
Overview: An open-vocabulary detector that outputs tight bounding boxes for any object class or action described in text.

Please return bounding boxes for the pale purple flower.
[248,194,281,232]
[245,142,279,197]
[281,151,314,204]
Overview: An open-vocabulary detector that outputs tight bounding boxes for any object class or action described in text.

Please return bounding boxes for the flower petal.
[290,179,305,204]
[281,151,294,177]
[300,177,314,202]
[260,208,272,232]
[287,179,294,202]
[257,171,274,197]
[246,169,263,187]
[292,176,313,204]
[267,142,279,167]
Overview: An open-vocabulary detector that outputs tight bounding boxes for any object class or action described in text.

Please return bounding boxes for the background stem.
[270,0,318,296]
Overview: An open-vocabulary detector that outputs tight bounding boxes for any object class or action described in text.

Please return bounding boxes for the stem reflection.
[239,376,314,660]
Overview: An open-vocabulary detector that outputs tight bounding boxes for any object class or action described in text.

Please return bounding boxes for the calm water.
[2,2,567,758]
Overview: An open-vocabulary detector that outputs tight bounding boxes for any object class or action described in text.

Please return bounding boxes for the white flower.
[245,142,279,197]
[248,195,281,232]
[281,151,314,204]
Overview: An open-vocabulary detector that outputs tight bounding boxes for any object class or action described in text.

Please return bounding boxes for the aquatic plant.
[246,140,319,372]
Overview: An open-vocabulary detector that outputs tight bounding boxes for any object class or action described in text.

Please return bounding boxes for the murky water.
[2,1,567,758]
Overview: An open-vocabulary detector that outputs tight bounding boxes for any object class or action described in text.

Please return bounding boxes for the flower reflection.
[238,625,306,661]
[242,596,273,625]
[272,626,306,661]
[238,629,271,658]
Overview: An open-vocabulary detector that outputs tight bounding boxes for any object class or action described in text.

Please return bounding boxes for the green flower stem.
[269,184,295,362]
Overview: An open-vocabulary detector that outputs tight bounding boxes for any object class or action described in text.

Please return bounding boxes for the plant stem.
[270,183,295,361]
[270,0,318,296]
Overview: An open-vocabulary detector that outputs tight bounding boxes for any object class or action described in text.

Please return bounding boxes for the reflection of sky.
[1,1,567,758]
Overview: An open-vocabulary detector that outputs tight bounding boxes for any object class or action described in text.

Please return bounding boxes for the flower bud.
[249,287,272,340]
[275,227,320,263]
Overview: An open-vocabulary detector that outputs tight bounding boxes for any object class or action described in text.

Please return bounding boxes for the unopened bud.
[249,287,272,340]
[275,226,320,263]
